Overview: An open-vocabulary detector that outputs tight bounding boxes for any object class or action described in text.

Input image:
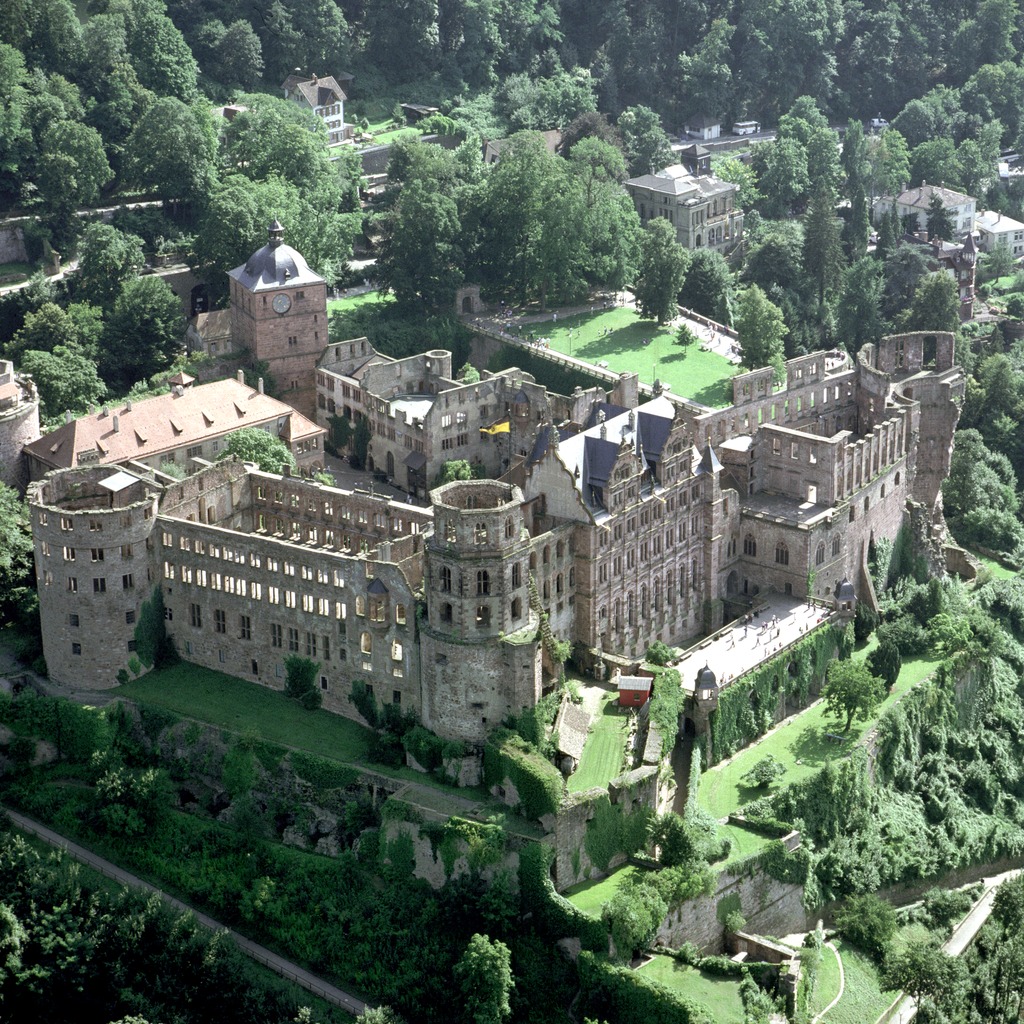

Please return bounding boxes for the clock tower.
[228,220,327,419]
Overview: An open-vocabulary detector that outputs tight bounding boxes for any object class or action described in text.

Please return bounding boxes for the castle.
[27,303,964,747]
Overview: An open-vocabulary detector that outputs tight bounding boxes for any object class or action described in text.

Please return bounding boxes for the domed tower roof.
[227,221,325,292]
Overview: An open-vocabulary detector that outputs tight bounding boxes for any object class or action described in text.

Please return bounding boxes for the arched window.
[511,563,521,587]
[360,632,372,654]
[864,496,870,513]
[816,543,825,566]
[614,599,622,629]
[504,517,514,539]
[627,592,636,626]
[395,604,406,625]
[895,471,901,486]
[474,522,488,545]
[476,570,490,595]
[543,580,550,600]
[439,566,451,592]
[511,597,522,619]
[445,520,456,543]
[556,573,563,595]
[355,595,366,616]
[743,534,757,556]
[476,605,491,626]
[641,584,648,618]
[832,535,841,557]
[543,545,550,564]
[775,543,789,566]
[654,578,662,612]
[556,540,564,558]
[568,567,575,586]
[529,552,537,570]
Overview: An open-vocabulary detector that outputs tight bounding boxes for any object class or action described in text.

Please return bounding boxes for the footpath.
[4,807,368,1019]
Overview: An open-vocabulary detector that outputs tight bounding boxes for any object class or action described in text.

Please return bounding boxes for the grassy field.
[970,551,1018,581]
[564,864,643,917]
[718,821,773,868]
[327,289,392,314]
[810,942,843,1017]
[568,693,630,793]
[638,956,746,1022]
[115,663,373,760]
[697,645,943,820]
[523,306,737,407]
[822,940,896,1024]
[0,260,36,284]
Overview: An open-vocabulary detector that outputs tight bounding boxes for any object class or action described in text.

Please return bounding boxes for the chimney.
[258,377,265,394]
[237,369,245,384]
[113,415,120,433]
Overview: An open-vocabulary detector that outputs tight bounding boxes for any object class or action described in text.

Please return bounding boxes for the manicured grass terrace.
[637,955,746,1023]
[327,289,392,314]
[810,942,843,1018]
[563,864,644,918]
[821,939,896,1024]
[567,692,630,793]
[697,644,943,820]
[521,306,737,408]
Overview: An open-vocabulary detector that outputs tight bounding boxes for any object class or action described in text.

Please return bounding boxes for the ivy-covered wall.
[483,728,564,821]
[708,625,849,765]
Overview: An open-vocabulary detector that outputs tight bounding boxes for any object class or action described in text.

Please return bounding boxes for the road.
[4,807,369,1019]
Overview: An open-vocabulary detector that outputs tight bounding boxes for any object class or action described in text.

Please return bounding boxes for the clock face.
[272,293,292,314]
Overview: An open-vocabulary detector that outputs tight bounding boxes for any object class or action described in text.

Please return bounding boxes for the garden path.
[4,807,369,1018]
[813,942,845,1023]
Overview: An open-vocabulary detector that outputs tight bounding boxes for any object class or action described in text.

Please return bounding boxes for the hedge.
[518,843,607,953]
[0,691,108,764]
[577,951,715,1024]
[288,750,359,790]
[483,729,563,820]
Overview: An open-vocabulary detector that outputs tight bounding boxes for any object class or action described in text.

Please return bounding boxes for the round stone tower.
[28,467,160,689]
[0,359,40,491]
[420,479,542,744]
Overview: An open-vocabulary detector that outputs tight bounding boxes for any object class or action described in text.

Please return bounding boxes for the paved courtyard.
[674,594,836,694]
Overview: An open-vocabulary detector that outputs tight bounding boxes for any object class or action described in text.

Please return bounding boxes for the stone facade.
[28,333,963,749]
[228,222,328,420]
[0,359,39,491]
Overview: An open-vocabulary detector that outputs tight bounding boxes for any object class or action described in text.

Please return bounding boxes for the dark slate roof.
[584,402,628,429]
[367,578,389,594]
[697,444,722,474]
[227,230,324,292]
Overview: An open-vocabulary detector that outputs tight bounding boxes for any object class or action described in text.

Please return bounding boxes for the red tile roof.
[25,378,323,471]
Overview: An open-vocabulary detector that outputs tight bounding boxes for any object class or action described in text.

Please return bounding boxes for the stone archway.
[726,570,739,597]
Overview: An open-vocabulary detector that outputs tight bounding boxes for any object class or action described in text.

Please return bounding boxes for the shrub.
[835,893,897,960]
[483,729,563,820]
[283,656,321,709]
[740,755,788,789]
[645,641,675,666]
[867,640,902,688]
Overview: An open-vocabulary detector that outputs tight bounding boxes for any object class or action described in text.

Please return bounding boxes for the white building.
[975,209,1024,258]
[281,73,351,146]
[874,182,976,237]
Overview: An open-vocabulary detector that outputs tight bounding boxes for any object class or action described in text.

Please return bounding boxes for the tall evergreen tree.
[803,185,844,304]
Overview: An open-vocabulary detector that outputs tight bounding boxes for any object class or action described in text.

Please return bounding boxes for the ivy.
[648,667,684,757]
[483,729,564,821]
[133,586,170,670]
[288,750,358,790]
[708,626,844,765]
[583,795,654,872]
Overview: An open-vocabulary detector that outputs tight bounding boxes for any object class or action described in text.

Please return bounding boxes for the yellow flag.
[480,419,511,435]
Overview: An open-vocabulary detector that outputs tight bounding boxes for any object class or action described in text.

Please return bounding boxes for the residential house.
[974,210,1024,258]
[281,73,351,146]
[901,231,978,321]
[683,117,721,141]
[23,373,326,481]
[874,182,977,237]
[624,163,744,251]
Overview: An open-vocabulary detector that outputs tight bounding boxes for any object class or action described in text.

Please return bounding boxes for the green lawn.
[969,551,1018,581]
[0,260,36,283]
[115,663,373,760]
[568,692,630,792]
[718,821,773,869]
[564,864,643,917]
[810,942,843,1017]
[822,940,897,1024]
[638,956,746,1023]
[697,646,943,820]
[327,289,392,314]
[524,307,737,408]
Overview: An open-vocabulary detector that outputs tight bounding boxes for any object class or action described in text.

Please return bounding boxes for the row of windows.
[51,574,134,592]
[71,640,136,656]
[252,489,421,535]
[40,510,152,531]
[41,544,135,561]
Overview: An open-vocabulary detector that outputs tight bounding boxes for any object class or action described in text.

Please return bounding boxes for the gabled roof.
[282,75,347,108]
[891,183,975,209]
[618,675,653,693]
[25,379,323,471]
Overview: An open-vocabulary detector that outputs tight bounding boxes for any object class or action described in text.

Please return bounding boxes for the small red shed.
[618,674,653,708]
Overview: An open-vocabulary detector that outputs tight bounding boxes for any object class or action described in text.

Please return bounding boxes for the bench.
[824,732,847,744]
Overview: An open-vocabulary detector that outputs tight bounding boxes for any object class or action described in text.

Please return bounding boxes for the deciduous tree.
[633,218,688,324]
[217,428,297,474]
[735,285,786,378]
[454,933,513,1024]
[823,659,885,734]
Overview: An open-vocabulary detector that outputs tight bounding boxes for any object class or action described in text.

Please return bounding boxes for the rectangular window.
[127,639,137,653]
[72,642,82,655]
[125,610,136,625]
[123,573,134,590]
[63,546,75,561]
[190,603,202,628]
[67,576,78,593]
[214,609,226,634]
[271,623,283,648]
[305,632,318,657]
[69,614,79,627]
[186,444,202,458]
[288,627,299,652]
[239,615,251,640]
[121,544,133,558]
[93,577,106,593]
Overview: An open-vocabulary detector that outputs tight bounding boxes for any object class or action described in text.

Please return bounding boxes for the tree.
[454,933,513,1024]
[20,346,106,420]
[752,138,810,217]
[735,286,787,378]
[558,111,620,157]
[869,129,911,200]
[882,242,929,321]
[0,482,33,616]
[217,428,297,474]
[356,1010,407,1024]
[803,185,844,304]
[35,120,111,245]
[836,258,885,351]
[822,659,885,734]
[926,194,955,241]
[123,97,217,209]
[903,272,960,333]
[617,105,672,176]
[633,218,688,324]
[209,20,264,90]
[283,655,322,710]
[676,19,735,121]
[680,248,733,325]
[6,302,80,361]
[713,156,762,210]
[836,893,897,959]
[375,179,463,314]
[99,276,184,392]
[433,460,478,486]
[603,883,668,961]
[883,941,966,1005]
[74,223,145,311]
[740,755,788,788]
[866,640,901,688]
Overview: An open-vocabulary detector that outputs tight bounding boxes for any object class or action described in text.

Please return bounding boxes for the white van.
[733,120,760,136]
[870,115,889,130]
